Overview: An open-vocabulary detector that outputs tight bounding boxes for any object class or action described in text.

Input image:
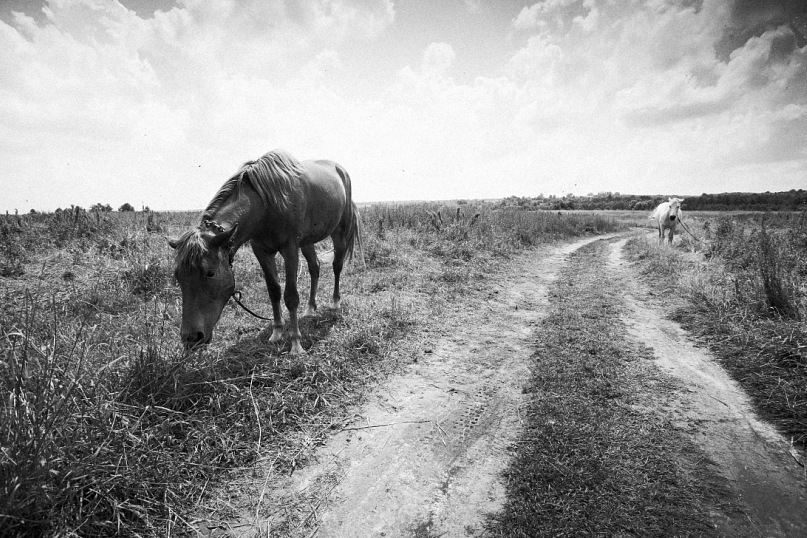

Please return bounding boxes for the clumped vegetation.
[626,212,807,447]
[487,240,732,537]
[0,202,621,536]
[497,189,807,211]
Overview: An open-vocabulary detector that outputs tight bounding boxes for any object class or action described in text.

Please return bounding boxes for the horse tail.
[350,203,366,270]
[336,164,365,269]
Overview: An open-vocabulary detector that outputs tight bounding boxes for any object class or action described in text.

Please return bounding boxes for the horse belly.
[299,163,348,245]
[302,209,342,245]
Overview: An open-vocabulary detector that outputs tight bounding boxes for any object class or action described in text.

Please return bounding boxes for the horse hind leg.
[330,234,348,310]
[300,244,320,317]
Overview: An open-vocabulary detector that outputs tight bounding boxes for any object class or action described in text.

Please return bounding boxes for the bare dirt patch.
[217,235,609,537]
[610,237,807,537]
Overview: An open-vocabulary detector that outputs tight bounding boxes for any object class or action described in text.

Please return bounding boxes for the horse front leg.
[252,243,284,343]
[280,245,304,355]
[300,244,320,317]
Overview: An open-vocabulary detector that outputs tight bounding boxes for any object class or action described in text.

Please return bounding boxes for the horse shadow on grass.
[226,308,344,362]
[123,308,345,410]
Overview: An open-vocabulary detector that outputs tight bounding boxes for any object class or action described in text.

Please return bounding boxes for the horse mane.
[203,149,304,219]
[172,229,210,275]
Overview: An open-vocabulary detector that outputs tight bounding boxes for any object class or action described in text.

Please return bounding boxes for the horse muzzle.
[182,330,211,351]
[669,215,677,221]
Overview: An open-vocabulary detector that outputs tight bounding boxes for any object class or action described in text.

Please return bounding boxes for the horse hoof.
[289,342,305,355]
[268,329,283,343]
[302,307,317,318]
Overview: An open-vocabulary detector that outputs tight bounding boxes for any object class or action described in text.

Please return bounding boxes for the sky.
[1,0,806,212]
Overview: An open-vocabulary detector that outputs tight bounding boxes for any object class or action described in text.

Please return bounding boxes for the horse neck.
[206,187,263,250]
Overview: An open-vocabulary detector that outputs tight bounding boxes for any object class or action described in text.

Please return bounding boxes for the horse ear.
[167,236,181,249]
[209,223,238,249]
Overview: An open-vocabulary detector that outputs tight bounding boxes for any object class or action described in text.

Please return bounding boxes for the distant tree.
[90,203,113,212]
[118,203,135,212]
[29,209,37,214]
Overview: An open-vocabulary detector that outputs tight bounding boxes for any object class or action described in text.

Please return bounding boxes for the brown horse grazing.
[168,149,362,354]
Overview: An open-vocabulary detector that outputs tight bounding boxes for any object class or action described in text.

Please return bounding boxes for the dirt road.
[225,234,806,537]
[610,237,807,537]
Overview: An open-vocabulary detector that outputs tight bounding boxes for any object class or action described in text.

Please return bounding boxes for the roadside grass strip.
[487,239,733,537]
[624,234,807,450]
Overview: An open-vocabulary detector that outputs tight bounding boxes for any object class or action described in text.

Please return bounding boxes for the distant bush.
[493,189,807,212]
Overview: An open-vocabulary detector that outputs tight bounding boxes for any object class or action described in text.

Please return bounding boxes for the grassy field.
[625,211,807,449]
[0,203,621,536]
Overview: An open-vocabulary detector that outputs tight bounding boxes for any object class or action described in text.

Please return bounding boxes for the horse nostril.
[669,216,676,221]
[184,331,206,349]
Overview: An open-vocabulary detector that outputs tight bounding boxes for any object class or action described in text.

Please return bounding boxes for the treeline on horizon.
[5,189,806,217]
[498,189,807,212]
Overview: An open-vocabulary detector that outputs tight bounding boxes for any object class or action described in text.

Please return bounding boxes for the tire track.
[610,237,807,537]
[245,235,610,537]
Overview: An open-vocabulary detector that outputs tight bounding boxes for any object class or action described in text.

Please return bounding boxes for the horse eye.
[205,270,216,278]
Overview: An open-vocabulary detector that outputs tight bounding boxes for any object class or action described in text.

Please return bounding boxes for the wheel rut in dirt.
[254,235,610,538]
[219,233,806,537]
[609,237,807,538]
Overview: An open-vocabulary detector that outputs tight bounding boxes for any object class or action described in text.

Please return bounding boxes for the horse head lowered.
[169,221,238,350]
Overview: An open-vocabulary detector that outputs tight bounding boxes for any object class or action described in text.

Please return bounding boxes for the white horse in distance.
[650,198,685,245]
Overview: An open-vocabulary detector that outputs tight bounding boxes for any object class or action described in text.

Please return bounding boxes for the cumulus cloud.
[422,42,455,75]
[504,0,807,194]
[572,0,599,32]
[0,0,396,209]
[513,0,580,30]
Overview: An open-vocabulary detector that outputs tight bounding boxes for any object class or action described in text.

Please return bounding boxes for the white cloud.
[421,42,455,75]
[572,0,598,33]
[513,0,579,30]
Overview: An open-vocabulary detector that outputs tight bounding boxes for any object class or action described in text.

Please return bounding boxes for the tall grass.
[361,201,618,258]
[625,212,807,447]
[1,203,622,535]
